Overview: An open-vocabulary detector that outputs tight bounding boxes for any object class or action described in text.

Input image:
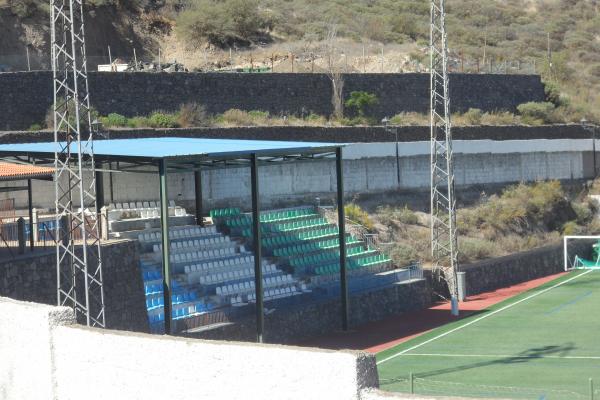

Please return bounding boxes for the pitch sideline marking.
[401,353,600,360]
[377,269,594,366]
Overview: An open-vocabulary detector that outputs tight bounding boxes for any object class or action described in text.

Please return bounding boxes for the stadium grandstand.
[0,137,418,339]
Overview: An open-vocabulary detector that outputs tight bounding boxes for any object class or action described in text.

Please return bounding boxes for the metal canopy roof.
[0,137,341,164]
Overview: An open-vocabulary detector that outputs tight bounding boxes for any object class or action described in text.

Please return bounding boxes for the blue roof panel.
[0,137,339,159]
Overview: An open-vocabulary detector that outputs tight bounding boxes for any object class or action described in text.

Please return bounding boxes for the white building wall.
[0,139,591,211]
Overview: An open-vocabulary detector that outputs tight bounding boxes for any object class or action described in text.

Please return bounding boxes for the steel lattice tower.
[430,0,459,315]
[51,0,105,327]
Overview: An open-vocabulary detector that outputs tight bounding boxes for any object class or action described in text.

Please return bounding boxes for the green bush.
[126,116,150,128]
[218,109,254,126]
[562,221,582,236]
[175,0,271,48]
[27,123,42,131]
[572,202,593,225]
[396,206,419,225]
[517,102,556,125]
[104,113,128,127]
[345,91,379,118]
[248,110,269,119]
[344,203,374,231]
[388,243,418,267]
[544,81,562,107]
[458,181,568,236]
[148,111,179,128]
[462,108,484,125]
[459,238,497,263]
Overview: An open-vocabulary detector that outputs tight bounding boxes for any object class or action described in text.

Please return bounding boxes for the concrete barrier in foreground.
[0,296,379,400]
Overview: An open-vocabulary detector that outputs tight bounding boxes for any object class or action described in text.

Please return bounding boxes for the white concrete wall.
[0,297,75,400]
[0,139,592,210]
[0,296,378,400]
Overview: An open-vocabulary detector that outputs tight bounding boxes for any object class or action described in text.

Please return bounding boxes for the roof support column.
[194,169,204,227]
[336,147,349,331]
[250,153,264,343]
[27,179,34,252]
[159,160,172,335]
[95,163,105,238]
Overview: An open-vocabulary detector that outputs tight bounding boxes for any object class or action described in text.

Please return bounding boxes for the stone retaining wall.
[193,279,432,344]
[0,71,544,130]
[0,240,148,332]
[462,241,592,296]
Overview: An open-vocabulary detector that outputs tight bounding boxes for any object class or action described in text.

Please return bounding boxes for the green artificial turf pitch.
[376,270,600,399]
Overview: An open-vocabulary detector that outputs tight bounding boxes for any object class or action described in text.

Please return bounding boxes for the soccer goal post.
[563,235,600,271]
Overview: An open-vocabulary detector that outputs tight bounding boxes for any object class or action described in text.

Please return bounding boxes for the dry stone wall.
[0,240,148,332]
[0,71,545,130]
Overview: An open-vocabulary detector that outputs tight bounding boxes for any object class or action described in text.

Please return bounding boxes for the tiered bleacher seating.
[211,206,395,284]
[108,201,401,334]
[111,203,312,333]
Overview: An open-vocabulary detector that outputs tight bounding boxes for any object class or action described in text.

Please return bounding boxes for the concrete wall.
[0,72,544,130]
[0,296,379,400]
[2,138,595,211]
[0,240,148,332]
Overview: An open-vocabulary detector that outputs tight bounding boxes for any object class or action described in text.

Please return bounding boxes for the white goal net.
[563,235,600,271]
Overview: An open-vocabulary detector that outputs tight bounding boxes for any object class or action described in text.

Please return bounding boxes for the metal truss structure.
[51,0,105,327]
[430,0,460,315]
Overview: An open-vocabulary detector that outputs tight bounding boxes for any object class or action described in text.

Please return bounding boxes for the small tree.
[345,91,379,118]
[325,23,344,120]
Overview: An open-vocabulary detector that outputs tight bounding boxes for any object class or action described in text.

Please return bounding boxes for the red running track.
[300,272,567,354]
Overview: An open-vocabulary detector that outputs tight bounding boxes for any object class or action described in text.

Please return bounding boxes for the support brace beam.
[27,179,34,251]
[159,160,172,334]
[250,154,264,342]
[336,147,349,331]
[194,170,204,226]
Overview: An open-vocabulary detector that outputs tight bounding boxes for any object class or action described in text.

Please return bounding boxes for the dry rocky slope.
[0,1,598,121]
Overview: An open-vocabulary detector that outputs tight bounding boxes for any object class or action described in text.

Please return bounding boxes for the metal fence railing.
[0,212,104,260]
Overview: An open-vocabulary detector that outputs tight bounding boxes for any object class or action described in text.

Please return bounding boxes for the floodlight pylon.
[51,0,105,327]
[430,0,460,315]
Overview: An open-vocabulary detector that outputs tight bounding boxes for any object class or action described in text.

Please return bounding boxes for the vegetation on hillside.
[3,0,599,122]
[171,0,600,121]
[363,181,600,267]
